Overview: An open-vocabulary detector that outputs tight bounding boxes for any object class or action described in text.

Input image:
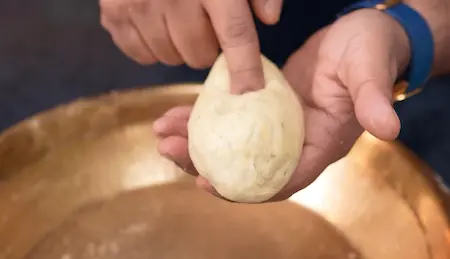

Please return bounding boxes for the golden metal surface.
[0,84,448,259]
[393,81,423,102]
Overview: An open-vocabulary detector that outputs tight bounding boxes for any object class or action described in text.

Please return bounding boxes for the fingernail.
[264,0,282,24]
[196,176,210,187]
[196,176,218,194]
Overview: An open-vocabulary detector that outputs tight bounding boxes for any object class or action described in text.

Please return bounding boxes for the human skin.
[101,0,450,201]
[153,0,450,201]
[100,0,284,94]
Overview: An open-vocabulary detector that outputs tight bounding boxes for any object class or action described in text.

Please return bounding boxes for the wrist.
[377,8,411,76]
[403,0,450,75]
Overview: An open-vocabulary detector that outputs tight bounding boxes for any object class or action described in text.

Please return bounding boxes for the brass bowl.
[0,84,448,259]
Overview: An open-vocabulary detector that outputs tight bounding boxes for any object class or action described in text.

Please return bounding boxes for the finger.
[158,134,224,198]
[153,115,188,138]
[153,106,192,136]
[251,0,284,25]
[337,39,400,140]
[128,2,183,65]
[202,0,265,94]
[195,176,222,197]
[158,136,198,176]
[165,2,219,69]
[101,16,157,64]
[163,106,193,118]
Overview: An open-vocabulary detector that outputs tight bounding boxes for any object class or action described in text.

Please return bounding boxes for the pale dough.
[188,54,305,203]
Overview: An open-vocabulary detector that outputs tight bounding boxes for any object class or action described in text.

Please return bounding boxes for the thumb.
[202,0,265,94]
[315,9,409,140]
[336,38,401,140]
[251,0,284,25]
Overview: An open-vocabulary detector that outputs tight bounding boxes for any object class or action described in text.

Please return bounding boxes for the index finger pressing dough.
[188,54,305,203]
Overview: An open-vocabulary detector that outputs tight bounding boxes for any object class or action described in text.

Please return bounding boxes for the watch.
[338,0,434,98]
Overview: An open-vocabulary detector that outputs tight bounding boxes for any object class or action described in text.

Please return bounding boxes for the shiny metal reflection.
[393,81,423,102]
[0,84,448,259]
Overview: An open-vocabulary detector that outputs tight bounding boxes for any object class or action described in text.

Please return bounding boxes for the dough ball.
[188,54,305,203]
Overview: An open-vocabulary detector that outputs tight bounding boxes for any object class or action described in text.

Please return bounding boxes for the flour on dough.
[188,54,305,203]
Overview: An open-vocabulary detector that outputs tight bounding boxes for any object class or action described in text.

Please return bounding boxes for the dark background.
[0,0,449,184]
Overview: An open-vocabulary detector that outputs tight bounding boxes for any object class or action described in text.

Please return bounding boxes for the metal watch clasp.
[393,81,423,102]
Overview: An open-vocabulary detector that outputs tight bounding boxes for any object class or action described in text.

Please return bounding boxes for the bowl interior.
[0,84,448,259]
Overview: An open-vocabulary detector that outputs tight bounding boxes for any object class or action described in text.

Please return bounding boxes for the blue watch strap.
[338,0,434,94]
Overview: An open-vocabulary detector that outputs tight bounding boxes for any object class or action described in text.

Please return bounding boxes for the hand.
[100,0,284,93]
[153,9,411,201]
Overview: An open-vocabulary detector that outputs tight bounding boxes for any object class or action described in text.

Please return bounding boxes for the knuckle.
[150,39,184,65]
[99,0,118,13]
[230,64,263,79]
[186,59,212,69]
[230,65,264,83]
[99,15,112,30]
[100,0,127,22]
[100,0,149,20]
[159,57,183,66]
[135,55,157,65]
[98,0,111,9]
[113,40,156,65]
[131,49,158,65]
[186,51,218,69]
[127,52,153,65]
[128,0,149,12]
